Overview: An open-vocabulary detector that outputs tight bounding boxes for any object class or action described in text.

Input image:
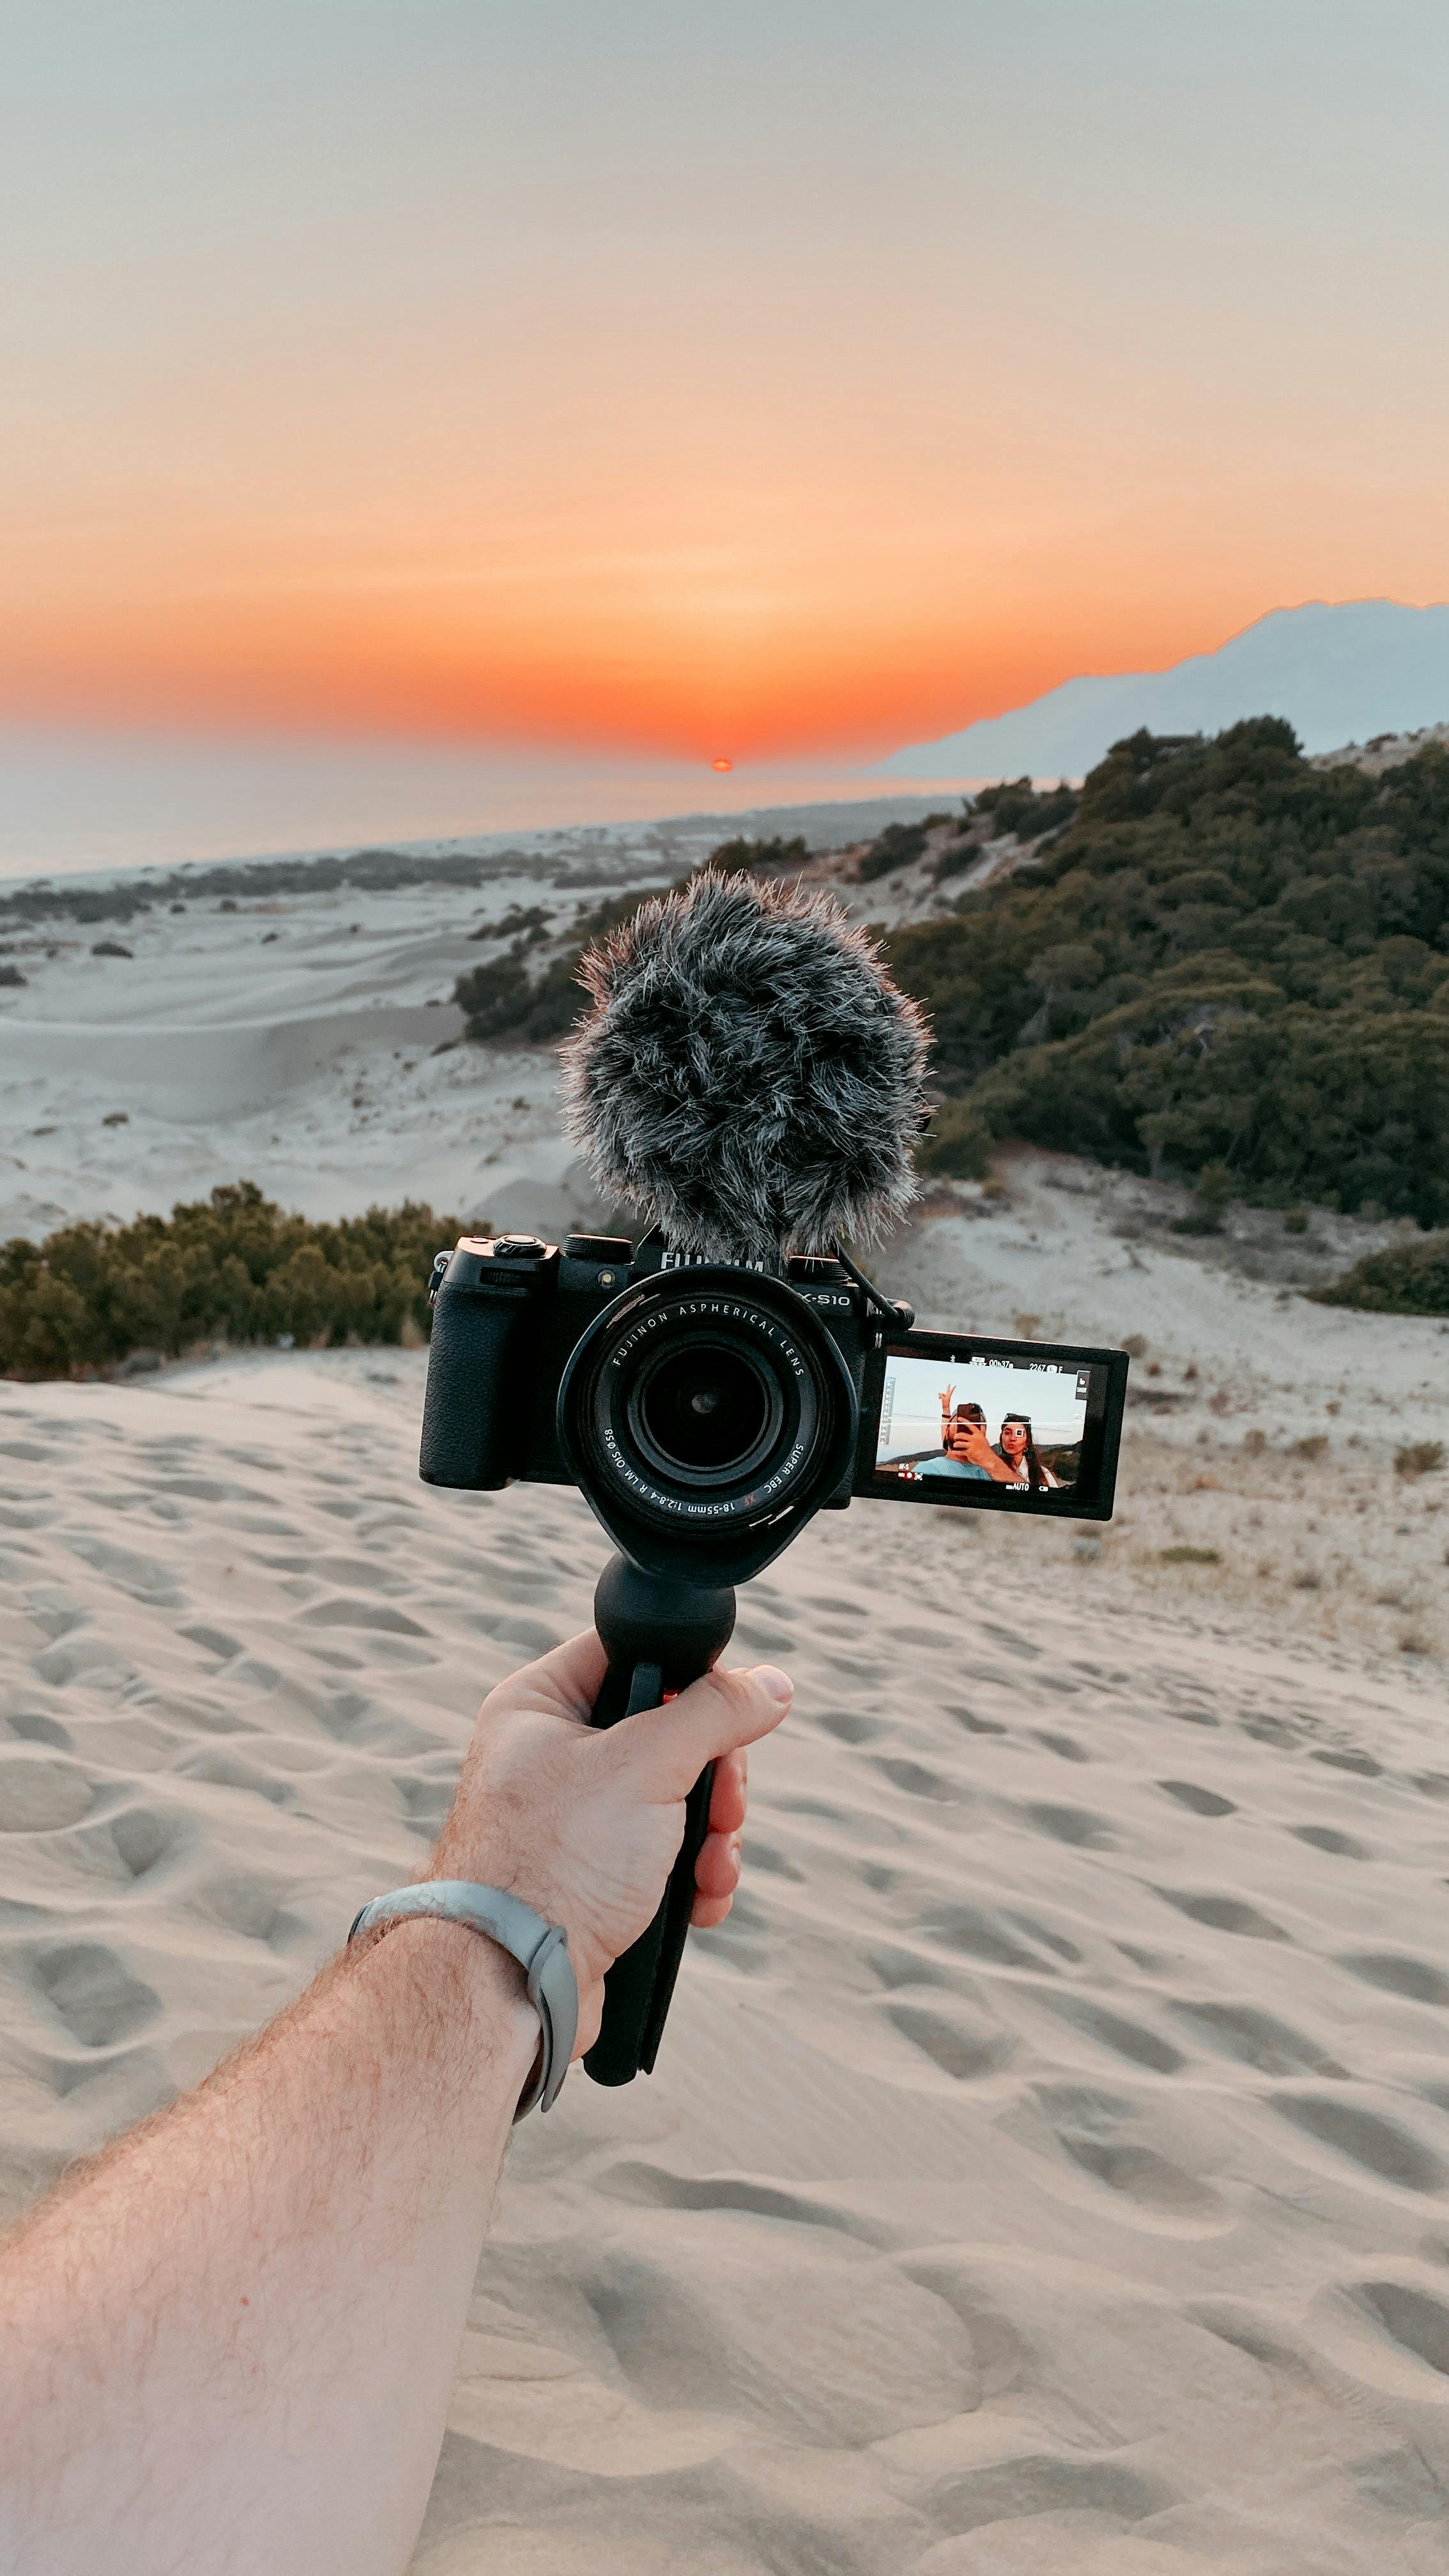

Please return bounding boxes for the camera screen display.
[870,1337,1124,1516]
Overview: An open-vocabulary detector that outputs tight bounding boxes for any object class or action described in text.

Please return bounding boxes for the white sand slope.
[3,1352,1449,2572]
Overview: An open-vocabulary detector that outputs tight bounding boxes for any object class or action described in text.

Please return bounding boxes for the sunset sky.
[6,0,1449,778]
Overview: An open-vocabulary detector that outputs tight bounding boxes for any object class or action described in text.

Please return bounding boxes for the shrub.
[933,838,977,884]
[1158,1545,1222,1565]
[0,963,26,986]
[0,1184,455,1379]
[1312,1232,1449,1316]
[884,722,1449,1225]
[916,1098,992,1180]
[1395,1440,1445,1478]
[857,821,928,882]
[454,950,588,1043]
[456,868,727,1046]
[974,779,1080,841]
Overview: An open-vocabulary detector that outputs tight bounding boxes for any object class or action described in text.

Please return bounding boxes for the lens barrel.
[556,1268,858,1570]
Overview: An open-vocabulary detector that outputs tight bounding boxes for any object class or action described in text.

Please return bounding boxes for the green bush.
[454,950,589,1043]
[916,1098,992,1179]
[974,779,1080,841]
[885,720,1449,1224]
[1311,1232,1449,1316]
[857,821,928,882]
[0,1184,456,1378]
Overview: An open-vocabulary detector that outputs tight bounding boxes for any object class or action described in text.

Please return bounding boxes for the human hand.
[429,1631,793,2057]
[956,1421,995,1468]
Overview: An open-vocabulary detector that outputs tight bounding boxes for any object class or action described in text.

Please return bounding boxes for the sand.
[0,800,942,1245]
[3,830,1449,2564]
[3,1348,1449,2574]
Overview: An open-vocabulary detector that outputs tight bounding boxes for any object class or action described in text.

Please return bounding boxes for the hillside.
[880,717,1449,1229]
[876,599,1449,781]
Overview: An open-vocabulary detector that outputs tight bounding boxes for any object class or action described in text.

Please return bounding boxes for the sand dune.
[4,1350,1449,2572]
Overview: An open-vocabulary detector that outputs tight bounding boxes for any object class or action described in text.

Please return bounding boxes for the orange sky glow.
[4,4,1448,769]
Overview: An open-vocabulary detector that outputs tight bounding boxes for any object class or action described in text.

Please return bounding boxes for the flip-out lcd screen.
[868,1334,1126,1520]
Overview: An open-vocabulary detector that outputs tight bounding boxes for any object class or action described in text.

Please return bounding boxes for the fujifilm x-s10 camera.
[420,1226,1128,1586]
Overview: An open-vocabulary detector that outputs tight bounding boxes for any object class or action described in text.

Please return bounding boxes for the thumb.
[611,1662,793,1802]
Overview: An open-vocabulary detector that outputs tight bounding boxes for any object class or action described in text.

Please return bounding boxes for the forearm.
[0,1922,539,2576]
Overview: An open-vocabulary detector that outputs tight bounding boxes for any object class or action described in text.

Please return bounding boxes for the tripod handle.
[583,1558,735,2087]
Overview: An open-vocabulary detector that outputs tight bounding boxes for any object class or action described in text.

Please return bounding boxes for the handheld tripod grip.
[583,1556,736,2087]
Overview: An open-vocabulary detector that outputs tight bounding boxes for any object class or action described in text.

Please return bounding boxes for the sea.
[0,724,971,886]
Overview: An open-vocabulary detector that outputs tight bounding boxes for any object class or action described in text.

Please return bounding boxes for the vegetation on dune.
[1311,1232,1449,1317]
[857,819,932,882]
[915,1097,993,1180]
[884,719,1449,1226]
[970,778,1080,843]
[0,1184,454,1379]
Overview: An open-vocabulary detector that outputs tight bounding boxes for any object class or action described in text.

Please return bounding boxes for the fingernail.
[753,1665,793,1705]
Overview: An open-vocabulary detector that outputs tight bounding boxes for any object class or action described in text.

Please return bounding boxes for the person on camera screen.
[914,1390,1022,1484]
[995,1411,1062,1490]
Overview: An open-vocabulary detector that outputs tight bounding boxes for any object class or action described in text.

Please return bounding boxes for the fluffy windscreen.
[560,871,932,1264]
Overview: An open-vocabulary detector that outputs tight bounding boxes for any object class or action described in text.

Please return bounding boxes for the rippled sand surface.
[3,1351,1448,2572]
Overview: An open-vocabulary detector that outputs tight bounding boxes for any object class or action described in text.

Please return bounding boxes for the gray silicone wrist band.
[348,1880,578,2119]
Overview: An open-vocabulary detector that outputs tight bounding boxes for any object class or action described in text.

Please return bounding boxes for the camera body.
[420,1226,1128,1586]
[420,1227,876,1582]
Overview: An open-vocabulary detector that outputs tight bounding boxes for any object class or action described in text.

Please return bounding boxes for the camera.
[420,1225,1128,1586]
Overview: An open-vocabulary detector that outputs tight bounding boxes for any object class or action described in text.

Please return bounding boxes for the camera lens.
[631,1339,782,1480]
[556,1268,860,1563]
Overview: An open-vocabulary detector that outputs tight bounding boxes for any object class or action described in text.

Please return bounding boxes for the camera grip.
[419,1287,530,1489]
[583,1556,735,2088]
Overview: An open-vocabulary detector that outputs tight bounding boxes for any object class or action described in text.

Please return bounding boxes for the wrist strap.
[348,1881,578,2119]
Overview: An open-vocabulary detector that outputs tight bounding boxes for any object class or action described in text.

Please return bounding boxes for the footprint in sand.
[0,1752,93,1832]
[1310,1746,1383,1777]
[914,2454,1170,2547]
[1029,1729,1092,1763]
[30,1942,161,2047]
[108,1805,184,1880]
[1156,1779,1237,1818]
[884,1999,1015,2082]
[597,2163,894,2248]
[1020,1800,1116,1848]
[1337,1952,1449,2007]
[871,1755,965,1804]
[1033,1991,1184,2075]
[1291,1824,1373,1859]
[1032,2082,1222,2225]
[917,1899,1063,1974]
[814,1707,885,1745]
[1154,1889,1290,1940]
[1168,1999,1348,2078]
[1349,2280,1449,2377]
[1272,2093,1445,2193]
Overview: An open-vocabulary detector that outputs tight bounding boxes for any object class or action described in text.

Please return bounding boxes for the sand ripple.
[2,1350,1448,2572]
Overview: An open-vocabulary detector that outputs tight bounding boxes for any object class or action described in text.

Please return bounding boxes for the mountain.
[875,599,1449,781]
